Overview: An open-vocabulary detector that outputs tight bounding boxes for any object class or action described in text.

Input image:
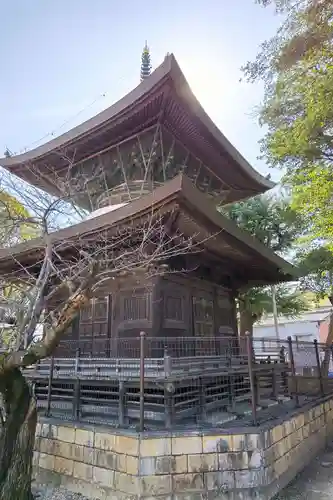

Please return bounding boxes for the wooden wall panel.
[114,288,153,342]
[215,292,237,335]
[155,277,189,337]
[156,274,237,340]
[54,273,238,358]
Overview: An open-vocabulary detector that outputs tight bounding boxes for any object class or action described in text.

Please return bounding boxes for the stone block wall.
[34,398,333,499]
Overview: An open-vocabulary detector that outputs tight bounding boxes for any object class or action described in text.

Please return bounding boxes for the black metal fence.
[22,334,333,430]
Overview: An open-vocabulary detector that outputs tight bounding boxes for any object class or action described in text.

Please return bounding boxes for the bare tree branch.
[0,154,209,377]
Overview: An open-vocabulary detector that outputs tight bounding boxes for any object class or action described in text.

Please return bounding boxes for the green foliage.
[0,190,38,245]
[296,245,333,299]
[0,191,37,348]
[244,0,333,246]
[223,193,303,253]
[140,42,152,82]
[223,194,308,323]
[241,284,308,322]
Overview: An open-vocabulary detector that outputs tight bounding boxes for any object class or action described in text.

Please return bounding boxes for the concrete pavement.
[277,442,333,499]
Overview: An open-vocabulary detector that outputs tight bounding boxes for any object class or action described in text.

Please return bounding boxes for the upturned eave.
[0,174,294,288]
[0,54,274,200]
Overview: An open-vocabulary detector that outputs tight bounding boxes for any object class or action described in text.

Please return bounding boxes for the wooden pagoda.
[0,54,294,355]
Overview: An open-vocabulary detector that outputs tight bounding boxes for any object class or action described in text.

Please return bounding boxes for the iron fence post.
[164,346,174,429]
[314,339,325,397]
[46,355,55,417]
[139,331,146,432]
[73,348,81,420]
[272,364,278,401]
[118,380,127,426]
[246,332,258,426]
[287,336,300,407]
[280,345,288,396]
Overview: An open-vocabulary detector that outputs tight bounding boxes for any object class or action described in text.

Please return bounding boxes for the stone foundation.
[34,397,333,499]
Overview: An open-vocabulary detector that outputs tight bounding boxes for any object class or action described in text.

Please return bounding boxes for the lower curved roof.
[0,54,274,201]
[0,174,294,288]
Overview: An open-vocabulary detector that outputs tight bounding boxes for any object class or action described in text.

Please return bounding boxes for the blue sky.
[0,1,282,180]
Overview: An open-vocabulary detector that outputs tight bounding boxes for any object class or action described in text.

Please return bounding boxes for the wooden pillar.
[151,277,163,339]
[106,293,112,357]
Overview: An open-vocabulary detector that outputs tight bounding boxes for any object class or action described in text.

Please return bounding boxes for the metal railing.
[20,334,333,430]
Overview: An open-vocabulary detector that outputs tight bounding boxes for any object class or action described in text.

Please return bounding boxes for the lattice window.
[80,302,92,322]
[193,296,214,337]
[217,294,233,328]
[165,296,183,321]
[79,297,109,340]
[123,295,148,321]
[94,299,108,320]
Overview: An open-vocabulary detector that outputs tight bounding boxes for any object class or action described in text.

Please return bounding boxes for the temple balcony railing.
[25,335,248,382]
[96,180,164,209]
[2,336,331,430]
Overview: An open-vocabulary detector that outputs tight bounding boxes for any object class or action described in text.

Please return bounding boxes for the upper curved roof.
[0,54,274,198]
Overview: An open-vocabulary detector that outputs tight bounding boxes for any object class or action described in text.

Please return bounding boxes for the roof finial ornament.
[4,147,12,158]
[140,41,152,82]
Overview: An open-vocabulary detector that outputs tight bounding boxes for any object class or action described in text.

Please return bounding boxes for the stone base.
[33,397,333,499]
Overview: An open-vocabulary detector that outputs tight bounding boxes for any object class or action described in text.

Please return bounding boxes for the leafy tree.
[0,190,37,245]
[0,191,36,351]
[238,284,308,335]
[243,0,333,246]
[140,41,152,81]
[282,240,333,375]
[297,245,333,300]
[295,244,333,372]
[222,194,308,335]
[225,193,304,253]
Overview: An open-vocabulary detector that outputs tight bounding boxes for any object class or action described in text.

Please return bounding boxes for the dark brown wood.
[0,175,295,289]
[1,55,273,205]
[287,336,300,407]
[106,294,112,356]
[139,331,146,432]
[118,381,126,426]
[151,277,163,341]
[0,176,296,360]
[56,270,240,355]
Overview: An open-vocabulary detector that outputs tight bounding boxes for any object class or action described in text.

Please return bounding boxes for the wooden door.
[192,295,214,356]
[79,297,109,356]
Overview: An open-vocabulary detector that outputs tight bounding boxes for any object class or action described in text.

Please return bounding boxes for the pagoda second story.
[0,54,273,212]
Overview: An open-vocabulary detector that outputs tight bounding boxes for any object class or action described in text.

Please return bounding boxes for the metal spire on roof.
[140,41,152,82]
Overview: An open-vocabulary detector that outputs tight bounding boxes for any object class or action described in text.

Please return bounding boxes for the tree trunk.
[0,368,37,500]
[239,305,254,354]
[239,309,254,337]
